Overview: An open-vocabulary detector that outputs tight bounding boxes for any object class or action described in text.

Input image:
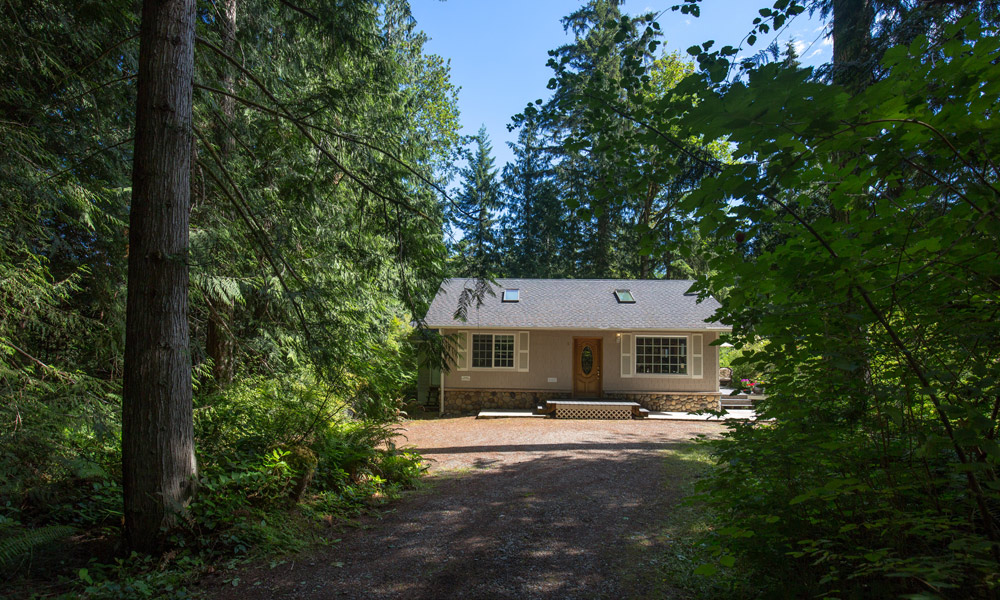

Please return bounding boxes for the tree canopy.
[555,1,1000,595]
[3,0,1000,596]
[1,0,461,562]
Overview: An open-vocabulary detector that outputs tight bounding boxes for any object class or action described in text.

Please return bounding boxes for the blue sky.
[410,0,832,167]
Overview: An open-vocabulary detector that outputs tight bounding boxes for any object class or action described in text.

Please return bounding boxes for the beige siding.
[441,328,720,394]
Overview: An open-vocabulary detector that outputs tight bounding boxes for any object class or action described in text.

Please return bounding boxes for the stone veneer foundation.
[604,392,720,412]
[443,390,569,415]
[443,389,719,415]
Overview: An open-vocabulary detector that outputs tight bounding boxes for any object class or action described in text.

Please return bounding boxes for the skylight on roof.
[502,289,520,302]
[614,289,635,303]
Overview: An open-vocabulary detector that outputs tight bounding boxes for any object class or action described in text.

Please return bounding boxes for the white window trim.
[630,333,698,379]
[470,332,518,371]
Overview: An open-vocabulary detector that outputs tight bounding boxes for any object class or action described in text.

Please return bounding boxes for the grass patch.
[619,443,758,600]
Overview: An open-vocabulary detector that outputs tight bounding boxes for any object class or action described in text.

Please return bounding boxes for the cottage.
[420,278,729,416]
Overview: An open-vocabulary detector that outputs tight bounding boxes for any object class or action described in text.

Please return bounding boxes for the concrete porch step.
[478,409,548,419]
[648,409,758,421]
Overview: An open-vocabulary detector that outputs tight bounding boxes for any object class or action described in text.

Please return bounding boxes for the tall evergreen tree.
[123,0,197,552]
[1,0,462,554]
[451,126,501,277]
[501,118,566,278]
[546,0,635,278]
[521,2,724,280]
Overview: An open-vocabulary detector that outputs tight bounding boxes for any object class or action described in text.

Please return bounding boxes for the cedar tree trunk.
[122,0,197,553]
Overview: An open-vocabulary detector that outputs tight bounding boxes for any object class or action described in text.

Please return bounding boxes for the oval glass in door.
[581,345,594,375]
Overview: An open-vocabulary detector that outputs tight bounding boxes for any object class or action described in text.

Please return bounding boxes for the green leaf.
[883,406,904,426]
[694,563,719,576]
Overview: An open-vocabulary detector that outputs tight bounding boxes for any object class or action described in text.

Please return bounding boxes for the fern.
[190,272,245,306]
[0,525,76,567]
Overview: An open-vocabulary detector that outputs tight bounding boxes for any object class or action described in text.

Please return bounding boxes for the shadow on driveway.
[202,419,724,600]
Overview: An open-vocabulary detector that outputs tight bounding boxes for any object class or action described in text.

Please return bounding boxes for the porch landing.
[476,409,549,419]
[533,399,645,420]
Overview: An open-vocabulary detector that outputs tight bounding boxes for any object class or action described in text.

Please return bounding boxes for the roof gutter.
[423,325,732,332]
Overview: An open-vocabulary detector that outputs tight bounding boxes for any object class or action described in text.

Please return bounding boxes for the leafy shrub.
[194,373,333,460]
[175,375,423,557]
[374,451,425,485]
[3,360,425,595]
[718,342,769,386]
[669,16,1000,599]
[73,552,202,600]
[694,414,1000,597]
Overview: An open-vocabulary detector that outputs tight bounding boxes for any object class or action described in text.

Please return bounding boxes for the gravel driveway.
[204,416,724,600]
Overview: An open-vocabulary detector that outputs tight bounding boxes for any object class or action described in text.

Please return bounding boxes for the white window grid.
[635,336,687,375]
[471,333,515,369]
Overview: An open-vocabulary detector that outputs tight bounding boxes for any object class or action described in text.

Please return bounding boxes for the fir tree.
[501,118,566,277]
[451,126,501,277]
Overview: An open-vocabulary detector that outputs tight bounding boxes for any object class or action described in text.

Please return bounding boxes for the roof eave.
[423,323,732,331]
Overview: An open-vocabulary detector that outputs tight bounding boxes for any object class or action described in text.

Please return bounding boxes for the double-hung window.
[635,336,688,375]
[471,333,515,368]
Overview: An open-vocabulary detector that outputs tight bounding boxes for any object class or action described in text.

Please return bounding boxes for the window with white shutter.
[620,333,633,377]
[691,333,703,379]
[455,330,468,371]
[517,331,530,372]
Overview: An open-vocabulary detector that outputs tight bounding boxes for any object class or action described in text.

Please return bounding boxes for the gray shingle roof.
[423,278,728,330]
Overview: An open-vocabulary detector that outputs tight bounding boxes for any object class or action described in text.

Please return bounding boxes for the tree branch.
[192,80,478,222]
[278,0,319,21]
[194,38,434,221]
[8,343,77,383]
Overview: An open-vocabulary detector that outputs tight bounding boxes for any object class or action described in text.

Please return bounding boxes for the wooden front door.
[573,337,603,398]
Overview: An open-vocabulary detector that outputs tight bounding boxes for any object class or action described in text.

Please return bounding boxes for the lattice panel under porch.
[554,405,633,420]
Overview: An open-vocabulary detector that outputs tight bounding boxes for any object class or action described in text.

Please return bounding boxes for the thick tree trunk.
[123,0,197,553]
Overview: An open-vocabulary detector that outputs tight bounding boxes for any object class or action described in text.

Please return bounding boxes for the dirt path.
[203,417,724,600]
